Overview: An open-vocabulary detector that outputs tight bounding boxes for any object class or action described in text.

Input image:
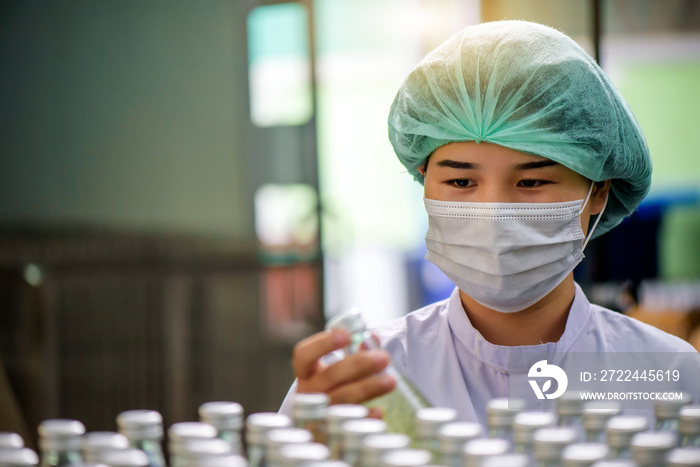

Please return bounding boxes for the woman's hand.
[292,329,396,406]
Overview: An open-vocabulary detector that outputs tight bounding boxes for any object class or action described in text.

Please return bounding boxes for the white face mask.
[424,183,607,313]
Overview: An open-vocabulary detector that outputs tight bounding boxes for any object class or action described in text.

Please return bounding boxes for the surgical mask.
[424,183,607,313]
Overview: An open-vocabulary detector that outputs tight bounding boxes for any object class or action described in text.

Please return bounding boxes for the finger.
[292,329,350,379]
[360,332,382,351]
[327,373,396,405]
[313,350,390,392]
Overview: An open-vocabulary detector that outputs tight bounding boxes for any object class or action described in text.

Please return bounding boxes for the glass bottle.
[178,437,232,467]
[326,405,369,460]
[193,454,248,467]
[480,453,529,467]
[605,415,649,460]
[532,427,577,467]
[198,401,245,456]
[667,447,700,466]
[560,442,609,467]
[655,393,692,432]
[462,438,509,467]
[678,405,700,447]
[264,428,313,467]
[0,448,39,467]
[38,419,85,467]
[360,433,410,467]
[379,448,432,467]
[116,410,166,467]
[486,398,526,446]
[0,433,24,449]
[326,309,431,439]
[414,407,456,460]
[100,449,150,467]
[512,411,557,461]
[82,432,130,464]
[292,393,329,445]
[587,461,635,467]
[245,412,292,467]
[167,422,218,467]
[339,418,387,467]
[436,422,482,467]
[630,431,677,467]
[557,392,586,441]
[582,402,621,444]
[276,443,330,467]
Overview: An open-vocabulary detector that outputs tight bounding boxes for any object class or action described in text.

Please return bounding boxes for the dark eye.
[448,179,475,188]
[518,179,548,188]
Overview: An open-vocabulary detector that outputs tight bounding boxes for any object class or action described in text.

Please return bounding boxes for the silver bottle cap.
[654,392,692,420]
[327,405,369,435]
[340,419,387,451]
[415,407,457,439]
[462,438,510,467]
[480,453,529,467]
[557,392,585,417]
[512,411,557,446]
[117,410,164,441]
[300,462,349,467]
[605,415,649,449]
[533,427,577,463]
[361,433,411,467]
[100,448,149,467]
[486,398,526,429]
[168,422,218,456]
[292,393,330,421]
[265,428,314,464]
[82,432,130,463]
[180,437,232,464]
[245,413,292,446]
[561,442,609,466]
[38,419,86,452]
[679,405,700,435]
[0,448,38,466]
[199,402,244,431]
[437,422,483,455]
[631,431,677,465]
[0,433,24,449]
[379,448,431,467]
[191,455,248,467]
[589,461,636,467]
[582,402,622,432]
[667,447,700,466]
[277,442,330,465]
[326,308,365,335]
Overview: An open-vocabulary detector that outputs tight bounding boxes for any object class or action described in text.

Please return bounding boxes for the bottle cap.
[667,447,700,466]
[437,422,482,455]
[0,448,39,466]
[189,455,248,467]
[245,413,292,446]
[179,437,232,462]
[265,428,314,463]
[679,405,700,435]
[292,393,330,421]
[379,448,431,467]
[82,432,130,463]
[38,419,86,452]
[480,453,529,467]
[512,411,557,446]
[298,462,349,467]
[561,442,609,465]
[557,392,585,417]
[327,405,369,435]
[117,410,164,441]
[0,433,24,449]
[631,431,677,465]
[582,402,622,432]
[587,461,635,466]
[168,422,218,456]
[361,433,411,467]
[100,449,149,467]
[326,308,365,335]
[486,398,526,429]
[277,442,330,464]
[415,407,457,439]
[199,402,244,431]
[339,419,387,451]
[605,415,649,449]
[533,427,577,462]
[462,438,509,467]
[655,392,692,420]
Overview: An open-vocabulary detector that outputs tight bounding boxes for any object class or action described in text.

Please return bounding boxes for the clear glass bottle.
[193,454,248,467]
[38,419,85,467]
[245,412,292,467]
[0,433,24,449]
[276,443,330,467]
[81,432,130,463]
[116,410,166,467]
[667,447,700,466]
[379,448,432,467]
[557,392,586,441]
[414,407,456,460]
[167,422,218,467]
[462,438,509,467]
[292,393,329,445]
[654,393,692,432]
[100,448,150,467]
[582,402,621,444]
[480,453,529,467]
[561,442,609,467]
[326,309,431,439]
[678,405,700,447]
[198,401,245,456]
[436,422,482,467]
[264,428,313,467]
[532,427,577,467]
[326,405,369,460]
[587,461,635,467]
[486,398,526,446]
[630,431,677,467]
[360,433,410,467]
[512,411,557,461]
[0,448,39,467]
[605,415,649,460]
[339,418,387,467]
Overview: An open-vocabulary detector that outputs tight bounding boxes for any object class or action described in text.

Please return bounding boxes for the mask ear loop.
[581,182,609,250]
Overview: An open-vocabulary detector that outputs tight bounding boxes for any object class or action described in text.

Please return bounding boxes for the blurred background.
[1,0,699,448]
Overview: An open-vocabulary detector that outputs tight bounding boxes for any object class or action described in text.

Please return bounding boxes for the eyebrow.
[434,159,560,171]
[435,159,478,170]
[515,160,560,170]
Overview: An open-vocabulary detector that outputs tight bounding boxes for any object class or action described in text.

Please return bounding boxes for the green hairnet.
[388,20,652,237]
